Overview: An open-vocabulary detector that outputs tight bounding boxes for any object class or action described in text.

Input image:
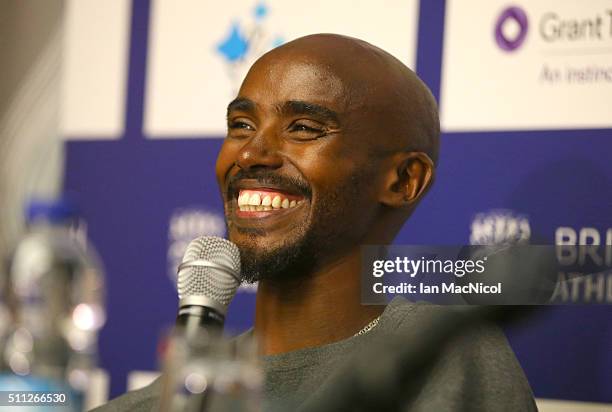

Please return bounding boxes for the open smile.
[235,189,306,218]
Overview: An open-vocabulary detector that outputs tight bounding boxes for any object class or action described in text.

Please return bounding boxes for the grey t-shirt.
[94,297,536,411]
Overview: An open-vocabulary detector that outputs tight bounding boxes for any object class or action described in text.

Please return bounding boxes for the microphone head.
[177,236,241,315]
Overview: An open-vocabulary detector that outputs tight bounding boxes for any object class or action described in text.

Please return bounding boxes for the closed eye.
[228,120,255,131]
[291,123,323,133]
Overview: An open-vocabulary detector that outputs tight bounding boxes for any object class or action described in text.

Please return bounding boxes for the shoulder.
[91,378,160,412]
[378,298,537,411]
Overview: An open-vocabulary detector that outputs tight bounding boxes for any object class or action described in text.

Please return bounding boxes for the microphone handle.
[176,305,225,341]
[168,305,225,412]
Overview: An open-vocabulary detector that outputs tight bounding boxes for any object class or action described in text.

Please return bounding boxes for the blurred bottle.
[0,198,105,411]
[158,328,262,412]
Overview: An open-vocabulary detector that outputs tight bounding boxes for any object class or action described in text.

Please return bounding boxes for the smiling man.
[215,32,436,355]
[97,34,536,411]
[215,34,536,411]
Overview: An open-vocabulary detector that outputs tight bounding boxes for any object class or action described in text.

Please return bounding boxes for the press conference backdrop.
[61,0,612,407]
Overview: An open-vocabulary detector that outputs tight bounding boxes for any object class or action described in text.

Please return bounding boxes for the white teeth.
[238,192,249,206]
[248,193,261,206]
[238,191,305,213]
[272,196,281,209]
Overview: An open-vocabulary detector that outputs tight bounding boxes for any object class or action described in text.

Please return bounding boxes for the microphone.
[159,237,242,412]
[175,236,242,339]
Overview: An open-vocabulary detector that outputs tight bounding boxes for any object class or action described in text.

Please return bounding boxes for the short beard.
[238,228,316,283]
[234,169,369,284]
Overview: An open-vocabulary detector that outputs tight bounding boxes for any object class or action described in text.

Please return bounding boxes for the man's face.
[216,54,382,281]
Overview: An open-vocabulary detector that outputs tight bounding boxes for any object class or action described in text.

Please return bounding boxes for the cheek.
[300,143,374,199]
[307,168,380,247]
[309,165,378,225]
[215,140,239,184]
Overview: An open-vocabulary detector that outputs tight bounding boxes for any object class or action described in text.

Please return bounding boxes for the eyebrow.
[281,100,339,123]
[226,97,255,118]
[226,98,340,123]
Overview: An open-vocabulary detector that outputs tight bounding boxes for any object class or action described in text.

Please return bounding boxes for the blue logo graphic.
[217,23,250,62]
[216,2,284,65]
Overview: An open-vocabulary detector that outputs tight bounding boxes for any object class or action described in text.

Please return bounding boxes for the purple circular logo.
[494,6,529,52]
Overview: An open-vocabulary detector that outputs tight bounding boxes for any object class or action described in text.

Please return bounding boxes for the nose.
[235,127,283,171]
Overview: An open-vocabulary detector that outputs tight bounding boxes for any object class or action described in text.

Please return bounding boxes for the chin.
[234,230,315,283]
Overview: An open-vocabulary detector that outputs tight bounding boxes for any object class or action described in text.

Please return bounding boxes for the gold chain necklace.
[354,315,381,337]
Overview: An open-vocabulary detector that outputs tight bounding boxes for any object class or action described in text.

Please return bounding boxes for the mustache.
[227,169,312,200]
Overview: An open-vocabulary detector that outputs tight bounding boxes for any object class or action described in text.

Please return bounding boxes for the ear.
[379,152,435,208]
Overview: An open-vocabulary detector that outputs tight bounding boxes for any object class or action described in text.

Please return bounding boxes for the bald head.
[247,34,440,164]
[217,34,438,281]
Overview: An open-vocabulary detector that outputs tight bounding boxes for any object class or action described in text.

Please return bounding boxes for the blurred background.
[1,0,610,410]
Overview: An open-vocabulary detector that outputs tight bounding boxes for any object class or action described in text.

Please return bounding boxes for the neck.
[254,247,384,355]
